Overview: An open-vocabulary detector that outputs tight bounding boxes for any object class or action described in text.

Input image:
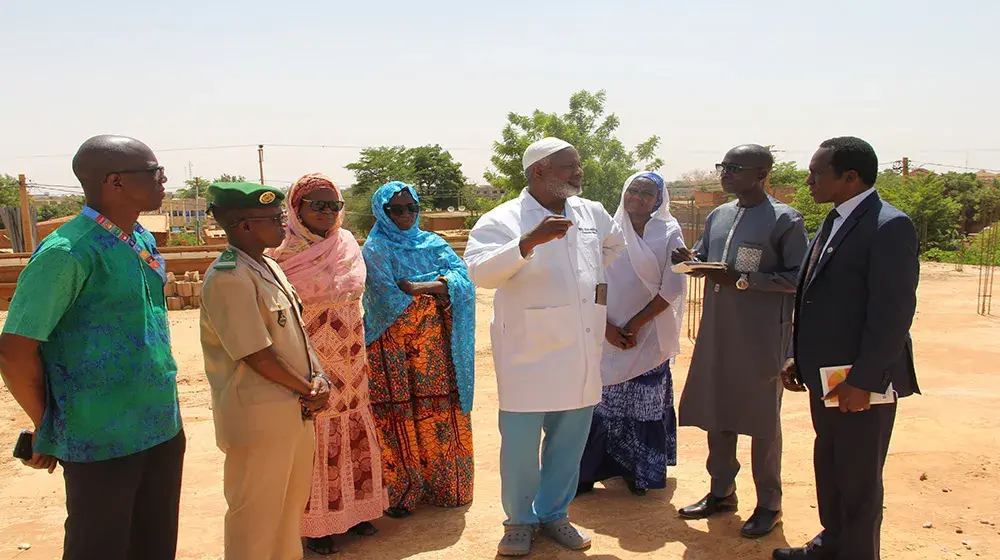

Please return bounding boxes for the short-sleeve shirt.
[2,214,182,462]
[200,247,315,452]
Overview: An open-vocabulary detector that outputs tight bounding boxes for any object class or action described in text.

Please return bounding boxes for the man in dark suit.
[773,137,920,560]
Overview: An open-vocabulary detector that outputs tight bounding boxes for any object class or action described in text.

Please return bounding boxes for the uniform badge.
[277,309,287,327]
[214,249,237,269]
[259,191,276,204]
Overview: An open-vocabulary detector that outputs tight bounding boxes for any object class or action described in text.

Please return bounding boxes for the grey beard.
[549,181,582,199]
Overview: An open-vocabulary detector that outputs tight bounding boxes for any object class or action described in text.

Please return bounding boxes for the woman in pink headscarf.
[269,173,388,556]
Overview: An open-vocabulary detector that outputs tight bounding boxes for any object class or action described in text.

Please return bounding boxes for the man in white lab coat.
[465,137,625,557]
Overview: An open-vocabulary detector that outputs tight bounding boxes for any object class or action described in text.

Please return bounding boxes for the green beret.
[207,182,285,209]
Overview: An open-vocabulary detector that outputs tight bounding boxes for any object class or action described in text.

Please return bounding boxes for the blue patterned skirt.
[578,361,677,490]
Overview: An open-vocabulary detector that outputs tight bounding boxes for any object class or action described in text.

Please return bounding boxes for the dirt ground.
[1,262,999,560]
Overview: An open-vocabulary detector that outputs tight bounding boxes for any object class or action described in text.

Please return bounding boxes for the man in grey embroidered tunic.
[673,144,809,539]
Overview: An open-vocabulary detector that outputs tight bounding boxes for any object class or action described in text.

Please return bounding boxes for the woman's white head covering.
[613,171,686,364]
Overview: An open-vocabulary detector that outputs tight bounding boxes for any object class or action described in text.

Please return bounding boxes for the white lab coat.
[464,189,626,413]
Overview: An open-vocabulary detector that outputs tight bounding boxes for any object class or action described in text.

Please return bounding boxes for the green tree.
[792,170,962,248]
[174,177,213,202]
[790,185,830,234]
[768,156,822,232]
[409,145,468,209]
[214,173,247,183]
[769,161,809,188]
[345,144,468,215]
[935,172,1000,232]
[485,89,664,213]
[345,146,415,197]
[0,174,22,207]
[36,197,85,221]
[977,179,1000,223]
[878,171,961,249]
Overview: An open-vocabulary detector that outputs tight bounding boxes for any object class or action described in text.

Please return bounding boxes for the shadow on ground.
[571,478,791,559]
[304,504,468,560]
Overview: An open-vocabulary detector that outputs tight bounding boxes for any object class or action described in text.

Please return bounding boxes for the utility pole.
[194,177,201,246]
[187,162,201,246]
[902,157,909,183]
[258,145,265,185]
[17,174,35,253]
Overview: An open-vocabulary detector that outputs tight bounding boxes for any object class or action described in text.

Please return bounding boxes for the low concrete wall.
[0,236,470,307]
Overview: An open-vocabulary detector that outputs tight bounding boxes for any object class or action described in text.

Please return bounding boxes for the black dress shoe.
[772,542,830,559]
[678,492,738,519]
[741,507,782,538]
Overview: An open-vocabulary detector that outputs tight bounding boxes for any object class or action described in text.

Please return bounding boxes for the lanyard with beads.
[82,206,167,284]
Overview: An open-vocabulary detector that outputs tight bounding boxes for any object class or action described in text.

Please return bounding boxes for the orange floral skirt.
[366,295,474,510]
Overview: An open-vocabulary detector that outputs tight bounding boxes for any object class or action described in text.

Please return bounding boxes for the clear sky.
[2,0,998,196]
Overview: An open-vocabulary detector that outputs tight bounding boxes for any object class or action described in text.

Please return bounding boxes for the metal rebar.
[977,208,998,316]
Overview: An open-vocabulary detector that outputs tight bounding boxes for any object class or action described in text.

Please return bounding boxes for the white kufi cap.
[522,137,573,171]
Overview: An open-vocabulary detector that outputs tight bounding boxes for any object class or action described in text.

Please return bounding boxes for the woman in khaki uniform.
[200,182,332,560]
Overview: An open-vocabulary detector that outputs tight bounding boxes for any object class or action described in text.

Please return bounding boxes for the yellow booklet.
[820,365,896,408]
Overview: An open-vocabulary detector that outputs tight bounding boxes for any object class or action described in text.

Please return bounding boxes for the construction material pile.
[164,271,202,310]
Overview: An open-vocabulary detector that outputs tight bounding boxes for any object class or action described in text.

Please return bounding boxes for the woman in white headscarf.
[577,171,687,496]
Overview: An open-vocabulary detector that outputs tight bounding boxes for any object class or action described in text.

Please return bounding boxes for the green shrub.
[168,232,199,246]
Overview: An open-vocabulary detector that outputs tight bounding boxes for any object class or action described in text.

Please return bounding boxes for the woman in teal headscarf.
[362,181,476,519]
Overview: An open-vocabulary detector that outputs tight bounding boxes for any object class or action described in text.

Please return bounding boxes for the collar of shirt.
[228,244,281,282]
[518,188,581,216]
[833,187,877,220]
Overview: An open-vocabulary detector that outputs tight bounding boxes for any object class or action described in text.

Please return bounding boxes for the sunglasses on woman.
[303,199,345,213]
[384,203,420,216]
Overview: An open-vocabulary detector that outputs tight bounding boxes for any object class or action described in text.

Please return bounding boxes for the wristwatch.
[735,274,750,291]
[314,373,332,389]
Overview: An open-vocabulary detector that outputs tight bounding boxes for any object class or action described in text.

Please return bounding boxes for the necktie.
[805,209,839,284]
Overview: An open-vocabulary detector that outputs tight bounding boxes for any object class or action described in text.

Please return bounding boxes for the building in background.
[202,226,228,245]
[147,198,213,231]
[474,184,506,201]
[137,214,170,246]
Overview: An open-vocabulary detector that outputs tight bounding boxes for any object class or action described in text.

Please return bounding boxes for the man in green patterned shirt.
[0,135,184,560]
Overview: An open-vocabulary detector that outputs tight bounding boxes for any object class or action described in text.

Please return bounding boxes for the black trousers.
[61,429,186,560]
[809,395,896,560]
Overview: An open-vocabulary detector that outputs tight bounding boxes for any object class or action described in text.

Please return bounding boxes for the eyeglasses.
[106,166,166,183]
[716,163,760,174]
[384,203,420,216]
[626,186,658,199]
[233,213,287,227]
[302,199,345,213]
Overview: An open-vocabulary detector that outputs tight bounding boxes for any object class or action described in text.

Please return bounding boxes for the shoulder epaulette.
[214,249,237,270]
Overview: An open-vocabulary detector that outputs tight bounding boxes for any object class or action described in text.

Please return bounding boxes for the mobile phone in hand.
[13,430,33,461]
